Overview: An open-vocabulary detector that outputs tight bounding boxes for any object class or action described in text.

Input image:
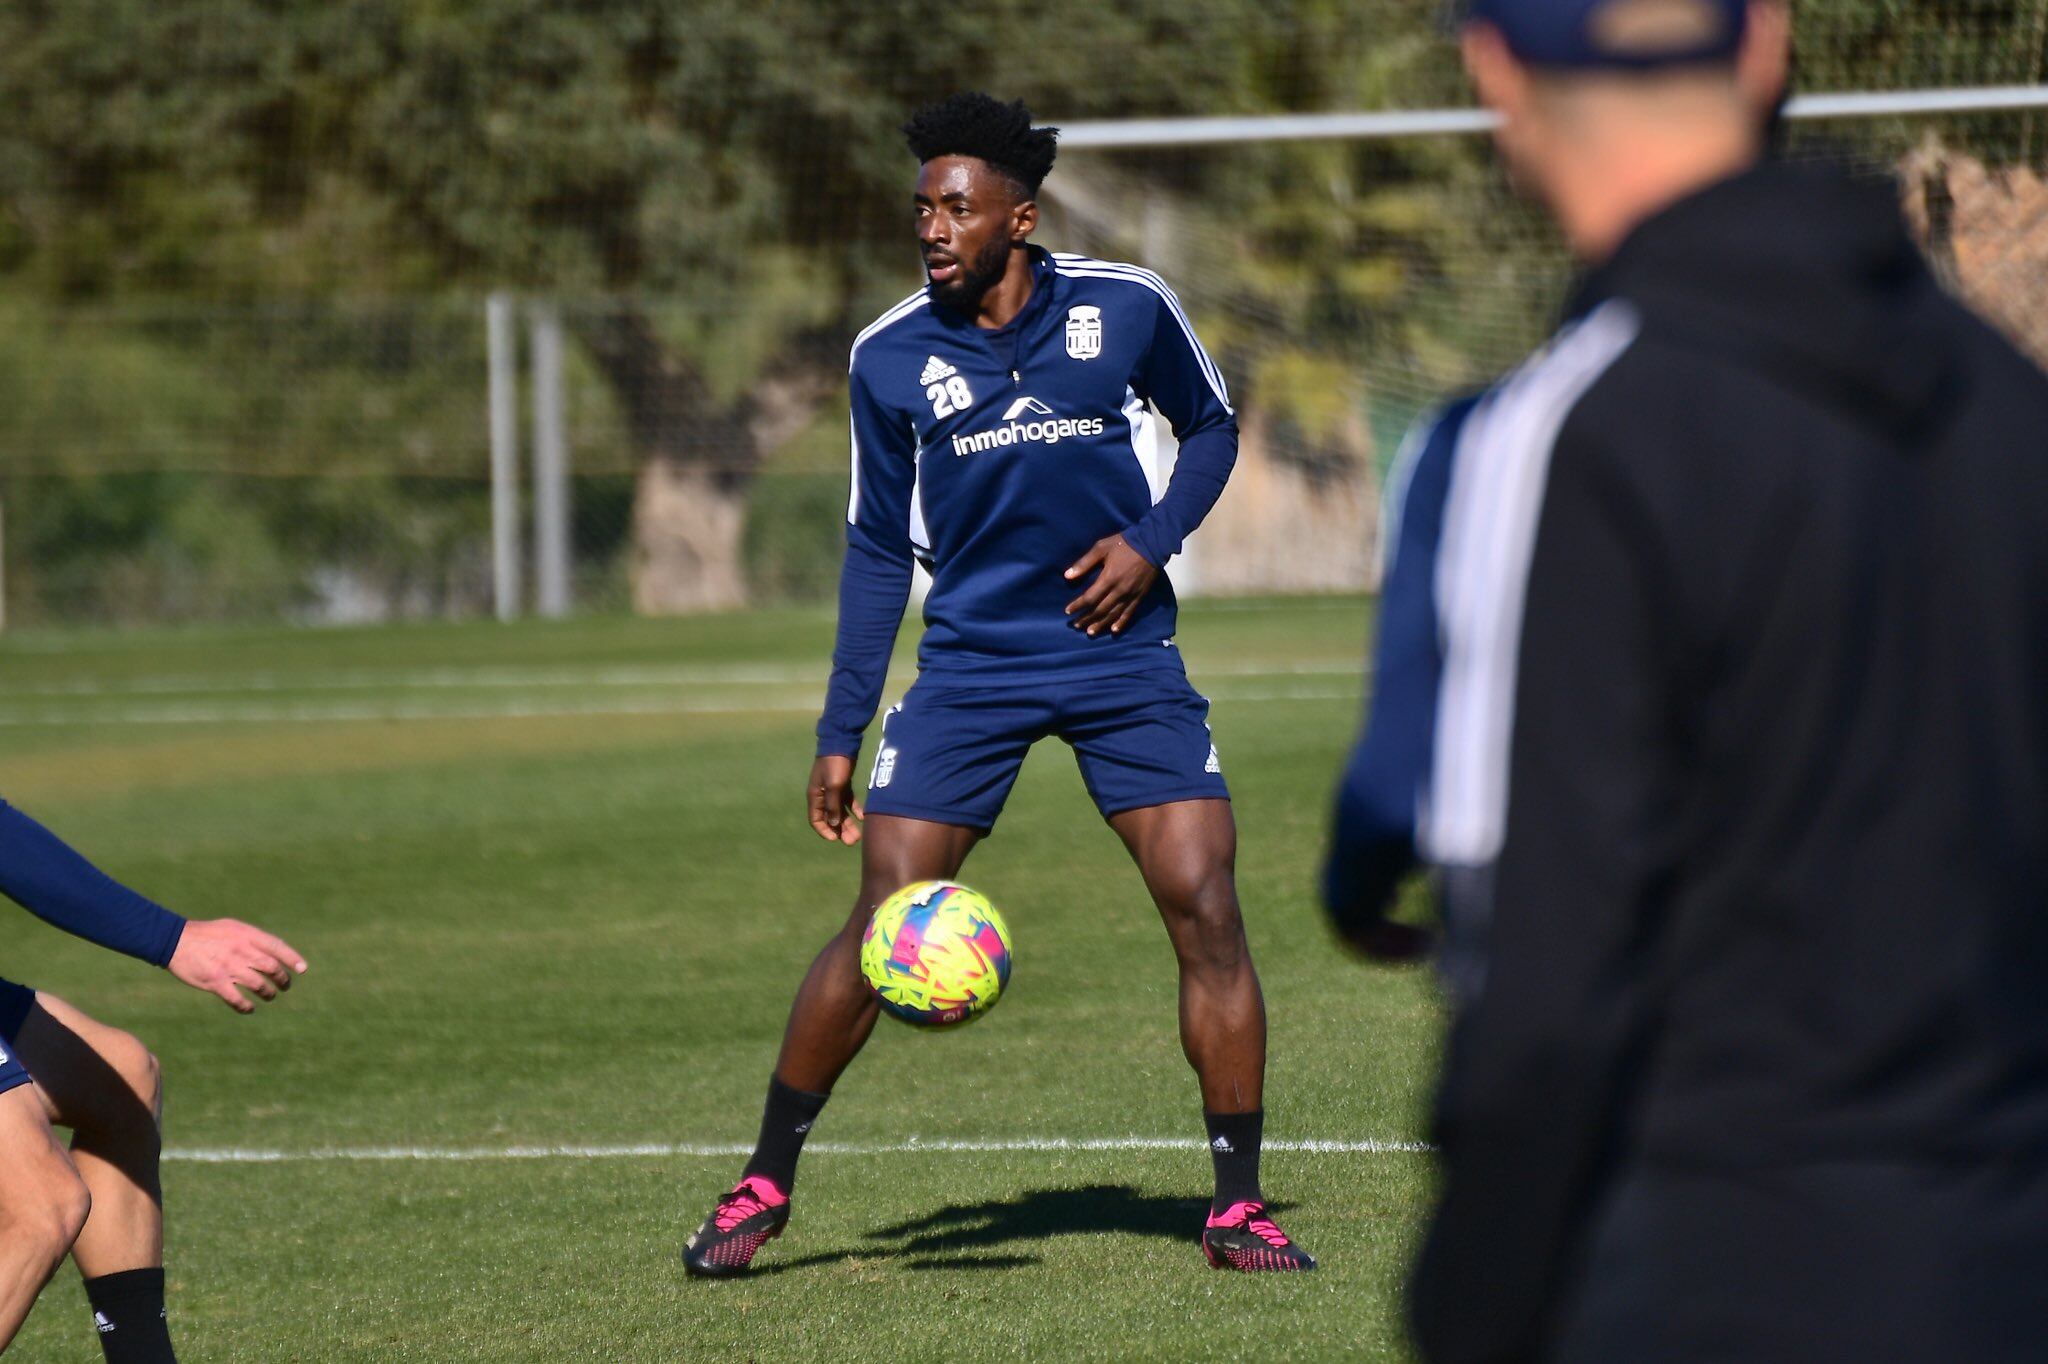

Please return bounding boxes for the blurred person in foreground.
[1345,0,2048,1358]
[681,93,1315,1278]
[0,798,306,1361]
[1319,386,1482,963]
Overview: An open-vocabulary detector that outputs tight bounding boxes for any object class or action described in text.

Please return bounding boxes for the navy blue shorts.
[0,977,35,1098]
[863,664,1230,832]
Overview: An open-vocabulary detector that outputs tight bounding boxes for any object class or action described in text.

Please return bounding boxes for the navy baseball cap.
[1463,0,1749,69]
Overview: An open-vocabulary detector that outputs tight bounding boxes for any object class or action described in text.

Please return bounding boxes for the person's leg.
[767,813,984,1096]
[1106,799,1264,1118]
[0,1082,92,1351]
[738,684,1037,1193]
[12,996,163,1275]
[1106,798,1313,1270]
[684,814,984,1277]
[1064,670,1262,1138]
[10,995,174,1361]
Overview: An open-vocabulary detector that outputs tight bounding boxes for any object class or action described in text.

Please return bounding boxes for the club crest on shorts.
[1065,305,1103,360]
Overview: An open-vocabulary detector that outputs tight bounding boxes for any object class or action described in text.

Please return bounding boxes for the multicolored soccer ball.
[860,881,1013,1027]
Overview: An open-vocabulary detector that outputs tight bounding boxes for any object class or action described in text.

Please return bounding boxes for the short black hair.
[902,93,1059,198]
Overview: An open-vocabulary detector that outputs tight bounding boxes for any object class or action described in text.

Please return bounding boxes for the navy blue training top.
[817,247,1239,758]
[1,799,186,967]
[1321,395,1479,929]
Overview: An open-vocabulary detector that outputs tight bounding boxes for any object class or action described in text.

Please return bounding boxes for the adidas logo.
[919,355,957,386]
[94,1311,115,1335]
[1211,1135,1234,1153]
[1205,745,1222,775]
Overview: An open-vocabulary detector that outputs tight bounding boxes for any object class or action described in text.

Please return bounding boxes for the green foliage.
[0,2,2041,619]
[0,299,493,623]
[742,471,848,605]
[1793,0,2048,89]
[741,400,856,605]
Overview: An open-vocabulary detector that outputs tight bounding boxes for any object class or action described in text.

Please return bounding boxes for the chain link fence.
[0,1,2043,627]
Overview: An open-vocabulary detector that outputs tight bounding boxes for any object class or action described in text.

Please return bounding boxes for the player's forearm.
[815,538,913,758]
[1122,427,1236,566]
[0,801,186,966]
[1321,762,1420,934]
[1323,581,1439,930]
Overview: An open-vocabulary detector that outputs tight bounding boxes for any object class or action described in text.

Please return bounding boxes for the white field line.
[2,658,1364,698]
[165,1135,1432,1164]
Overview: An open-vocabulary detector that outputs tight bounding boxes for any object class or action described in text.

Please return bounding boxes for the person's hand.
[1064,534,1159,636]
[808,754,864,846]
[1334,916,1435,964]
[168,919,308,1013]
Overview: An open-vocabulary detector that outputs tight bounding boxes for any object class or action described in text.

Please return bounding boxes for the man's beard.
[929,236,1012,310]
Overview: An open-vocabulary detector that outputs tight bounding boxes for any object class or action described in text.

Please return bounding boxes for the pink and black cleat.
[1202,1201,1318,1273]
[683,1175,791,1277]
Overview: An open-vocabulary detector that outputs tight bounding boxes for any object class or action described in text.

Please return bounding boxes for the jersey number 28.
[927,376,973,418]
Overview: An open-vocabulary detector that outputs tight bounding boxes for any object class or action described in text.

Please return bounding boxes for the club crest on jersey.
[1065,305,1103,360]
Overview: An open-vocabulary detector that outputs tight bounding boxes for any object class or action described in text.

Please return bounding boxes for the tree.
[0,0,1310,612]
[2,0,2037,618]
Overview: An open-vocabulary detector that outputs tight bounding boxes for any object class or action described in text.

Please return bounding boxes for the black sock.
[1205,1109,1265,1212]
[740,1075,829,1195]
[83,1268,175,1364]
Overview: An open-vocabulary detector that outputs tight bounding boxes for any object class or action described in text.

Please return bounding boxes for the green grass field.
[0,597,1442,1361]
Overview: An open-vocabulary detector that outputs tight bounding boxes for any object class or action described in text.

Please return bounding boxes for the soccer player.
[683,92,1314,1276]
[0,797,306,1361]
[1396,1,2048,1360]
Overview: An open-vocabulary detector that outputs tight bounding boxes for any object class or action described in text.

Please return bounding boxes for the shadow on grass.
[866,1183,1226,1253]
[741,1184,1292,1277]
[747,1250,1041,1277]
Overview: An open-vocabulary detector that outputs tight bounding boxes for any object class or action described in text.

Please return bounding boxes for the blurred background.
[0,0,2042,630]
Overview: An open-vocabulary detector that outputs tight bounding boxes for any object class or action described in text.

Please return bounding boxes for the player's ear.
[1737,1,1791,114]
[1011,196,1038,244]
[1461,21,1529,122]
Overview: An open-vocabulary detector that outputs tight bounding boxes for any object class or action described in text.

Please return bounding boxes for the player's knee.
[1169,874,1248,971]
[852,869,917,926]
[52,1170,92,1251]
[104,1030,164,1124]
[5,1164,91,1264]
[68,1031,165,1151]
[842,888,886,940]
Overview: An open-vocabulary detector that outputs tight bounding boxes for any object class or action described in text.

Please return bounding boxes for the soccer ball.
[860,881,1013,1027]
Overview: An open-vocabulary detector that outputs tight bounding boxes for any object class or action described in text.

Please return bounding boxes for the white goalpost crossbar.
[1056,85,2048,150]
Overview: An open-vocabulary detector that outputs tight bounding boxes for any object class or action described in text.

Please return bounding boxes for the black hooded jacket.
[1410,160,2048,1362]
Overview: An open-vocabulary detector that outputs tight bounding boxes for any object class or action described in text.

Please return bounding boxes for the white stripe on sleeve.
[1122,385,1167,502]
[1422,302,1643,867]
[846,409,862,524]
